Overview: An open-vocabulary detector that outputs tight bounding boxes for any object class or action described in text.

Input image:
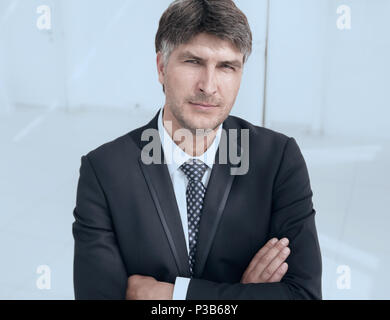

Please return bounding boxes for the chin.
[188,119,218,131]
[180,106,223,130]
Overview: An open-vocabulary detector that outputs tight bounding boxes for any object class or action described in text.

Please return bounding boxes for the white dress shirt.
[157,107,223,300]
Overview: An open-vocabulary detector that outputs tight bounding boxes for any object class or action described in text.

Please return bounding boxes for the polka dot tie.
[179,158,208,277]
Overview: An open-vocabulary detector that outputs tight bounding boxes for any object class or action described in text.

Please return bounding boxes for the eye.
[185,60,200,64]
[223,64,235,71]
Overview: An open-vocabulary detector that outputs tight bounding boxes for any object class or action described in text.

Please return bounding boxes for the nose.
[198,66,217,96]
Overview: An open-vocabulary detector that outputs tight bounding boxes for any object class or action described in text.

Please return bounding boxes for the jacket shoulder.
[83,123,148,164]
[225,114,291,144]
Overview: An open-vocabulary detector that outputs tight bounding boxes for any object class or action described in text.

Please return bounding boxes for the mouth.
[189,101,218,109]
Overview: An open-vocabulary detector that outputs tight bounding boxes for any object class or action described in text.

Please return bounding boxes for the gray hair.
[155,0,253,68]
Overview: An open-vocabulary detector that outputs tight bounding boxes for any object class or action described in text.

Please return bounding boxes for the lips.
[189,102,217,108]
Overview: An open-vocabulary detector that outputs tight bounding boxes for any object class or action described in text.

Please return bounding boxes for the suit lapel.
[192,157,235,278]
[137,110,191,277]
[193,118,241,278]
[139,157,191,277]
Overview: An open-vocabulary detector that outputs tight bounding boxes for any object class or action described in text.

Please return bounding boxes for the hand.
[240,237,290,284]
[126,274,174,300]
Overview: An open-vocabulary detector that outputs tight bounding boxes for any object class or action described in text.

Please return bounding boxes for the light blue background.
[0,0,389,299]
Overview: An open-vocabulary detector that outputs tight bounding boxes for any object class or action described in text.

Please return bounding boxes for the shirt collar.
[157,107,222,172]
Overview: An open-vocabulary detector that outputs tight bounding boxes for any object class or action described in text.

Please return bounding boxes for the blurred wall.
[266,0,390,139]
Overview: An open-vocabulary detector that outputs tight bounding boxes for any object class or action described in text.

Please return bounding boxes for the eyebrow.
[177,50,243,68]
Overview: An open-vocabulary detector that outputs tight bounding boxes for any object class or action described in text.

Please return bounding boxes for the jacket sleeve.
[72,155,128,299]
[186,137,322,300]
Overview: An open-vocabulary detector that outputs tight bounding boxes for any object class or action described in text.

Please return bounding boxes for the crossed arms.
[126,237,293,299]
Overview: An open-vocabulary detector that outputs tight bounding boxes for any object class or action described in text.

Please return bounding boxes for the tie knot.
[180,159,208,181]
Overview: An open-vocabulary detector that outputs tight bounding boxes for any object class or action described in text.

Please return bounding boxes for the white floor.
[1,107,389,299]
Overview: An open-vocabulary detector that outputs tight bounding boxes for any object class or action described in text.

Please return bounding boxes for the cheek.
[170,66,198,90]
[219,75,241,101]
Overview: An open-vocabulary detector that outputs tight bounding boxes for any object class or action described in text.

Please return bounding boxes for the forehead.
[173,33,243,61]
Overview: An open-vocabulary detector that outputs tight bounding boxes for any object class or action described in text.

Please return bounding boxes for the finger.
[268,262,289,283]
[242,238,278,279]
[252,238,289,281]
[260,246,290,282]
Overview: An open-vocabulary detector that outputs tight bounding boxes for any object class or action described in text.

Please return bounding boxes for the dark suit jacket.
[72,109,322,300]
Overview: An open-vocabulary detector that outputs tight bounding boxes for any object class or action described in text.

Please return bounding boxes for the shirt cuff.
[172,277,191,300]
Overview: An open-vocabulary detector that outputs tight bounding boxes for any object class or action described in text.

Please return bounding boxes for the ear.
[156,52,165,86]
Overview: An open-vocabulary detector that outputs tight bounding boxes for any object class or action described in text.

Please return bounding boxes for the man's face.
[157,32,244,134]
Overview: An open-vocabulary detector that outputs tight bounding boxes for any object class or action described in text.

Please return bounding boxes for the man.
[72,0,322,300]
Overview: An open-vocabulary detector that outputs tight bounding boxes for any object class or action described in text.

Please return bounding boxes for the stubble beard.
[168,100,224,136]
